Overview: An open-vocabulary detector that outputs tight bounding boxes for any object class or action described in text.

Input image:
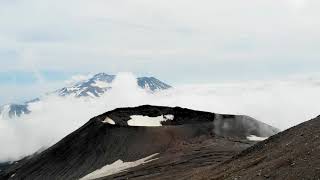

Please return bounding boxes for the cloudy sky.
[1,0,320,104]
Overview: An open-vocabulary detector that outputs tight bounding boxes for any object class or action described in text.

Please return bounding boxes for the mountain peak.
[91,73,115,81]
[137,76,172,91]
[0,73,172,118]
[58,73,171,97]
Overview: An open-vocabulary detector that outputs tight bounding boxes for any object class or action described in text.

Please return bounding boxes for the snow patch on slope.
[80,153,159,180]
[127,115,174,127]
[86,92,96,98]
[102,117,115,125]
[247,135,268,141]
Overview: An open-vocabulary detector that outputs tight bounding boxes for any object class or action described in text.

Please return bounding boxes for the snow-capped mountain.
[0,73,172,118]
[0,104,30,119]
[137,77,172,91]
[57,73,171,97]
[57,73,116,97]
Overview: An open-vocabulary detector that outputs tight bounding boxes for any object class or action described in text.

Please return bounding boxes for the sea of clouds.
[0,72,320,162]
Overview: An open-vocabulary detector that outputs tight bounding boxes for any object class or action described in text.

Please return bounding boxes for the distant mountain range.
[0,73,171,119]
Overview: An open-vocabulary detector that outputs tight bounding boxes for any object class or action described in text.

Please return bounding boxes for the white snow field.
[80,153,159,180]
[127,115,174,127]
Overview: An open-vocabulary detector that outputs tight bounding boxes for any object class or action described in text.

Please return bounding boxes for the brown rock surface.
[185,116,320,180]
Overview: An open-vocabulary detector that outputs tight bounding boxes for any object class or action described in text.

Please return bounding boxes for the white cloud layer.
[1,73,320,162]
[0,0,319,78]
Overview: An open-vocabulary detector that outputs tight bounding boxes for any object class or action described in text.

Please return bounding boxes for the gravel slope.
[185,115,320,180]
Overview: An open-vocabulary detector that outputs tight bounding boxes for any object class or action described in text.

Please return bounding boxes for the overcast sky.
[0,0,320,104]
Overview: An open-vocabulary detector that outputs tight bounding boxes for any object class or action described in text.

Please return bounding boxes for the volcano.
[0,105,278,180]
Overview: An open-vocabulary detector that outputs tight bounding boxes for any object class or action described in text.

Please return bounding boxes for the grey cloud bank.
[0,0,319,75]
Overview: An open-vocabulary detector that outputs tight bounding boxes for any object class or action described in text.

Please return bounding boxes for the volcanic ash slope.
[0,105,279,180]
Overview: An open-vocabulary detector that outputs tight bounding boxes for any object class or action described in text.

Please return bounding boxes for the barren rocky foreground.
[188,115,320,180]
[100,136,253,180]
[105,115,320,180]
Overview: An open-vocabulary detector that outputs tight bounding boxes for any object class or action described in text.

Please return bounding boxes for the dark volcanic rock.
[0,162,10,173]
[101,136,254,180]
[0,105,278,180]
[186,116,320,180]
